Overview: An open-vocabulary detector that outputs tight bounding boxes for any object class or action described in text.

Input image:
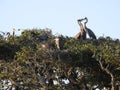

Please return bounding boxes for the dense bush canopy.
[0,29,120,90]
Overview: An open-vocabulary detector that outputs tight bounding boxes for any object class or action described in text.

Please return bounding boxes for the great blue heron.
[6,32,10,37]
[74,31,82,40]
[83,17,96,39]
[74,19,86,40]
[0,31,5,40]
[0,31,5,35]
[54,37,61,49]
[5,32,11,40]
[54,37,63,50]
[12,28,16,39]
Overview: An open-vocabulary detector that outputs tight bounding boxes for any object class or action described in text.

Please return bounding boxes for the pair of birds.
[74,17,96,40]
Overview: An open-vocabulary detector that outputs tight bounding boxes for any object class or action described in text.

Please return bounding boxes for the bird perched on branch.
[54,37,64,50]
[83,17,97,39]
[74,19,86,40]
[12,28,15,36]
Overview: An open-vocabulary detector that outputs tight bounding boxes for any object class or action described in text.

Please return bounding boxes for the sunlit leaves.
[0,29,120,89]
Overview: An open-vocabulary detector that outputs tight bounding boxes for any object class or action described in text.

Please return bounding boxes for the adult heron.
[83,17,96,39]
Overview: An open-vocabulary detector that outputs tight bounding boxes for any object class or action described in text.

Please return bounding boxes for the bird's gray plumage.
[83,17,96,39]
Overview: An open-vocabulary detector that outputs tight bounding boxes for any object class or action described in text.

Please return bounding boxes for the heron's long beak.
[77,18,85,22]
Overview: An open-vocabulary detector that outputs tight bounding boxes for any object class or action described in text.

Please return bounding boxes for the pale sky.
[0,0,120,39]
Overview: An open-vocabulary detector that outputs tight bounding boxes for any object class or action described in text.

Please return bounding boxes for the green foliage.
[0,29,120,90]
[0,42,15,60]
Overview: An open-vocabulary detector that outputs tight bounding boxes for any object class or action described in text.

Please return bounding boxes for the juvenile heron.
[54,37,60,49]
[74,19,86,40]
[54,37,63,50]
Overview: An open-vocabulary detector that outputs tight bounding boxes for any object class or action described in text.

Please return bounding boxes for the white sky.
[0,0,120,39]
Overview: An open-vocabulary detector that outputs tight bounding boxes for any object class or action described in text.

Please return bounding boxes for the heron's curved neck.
[78,20,82,25]
[84,19,88,28]
[79,23,84,32]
